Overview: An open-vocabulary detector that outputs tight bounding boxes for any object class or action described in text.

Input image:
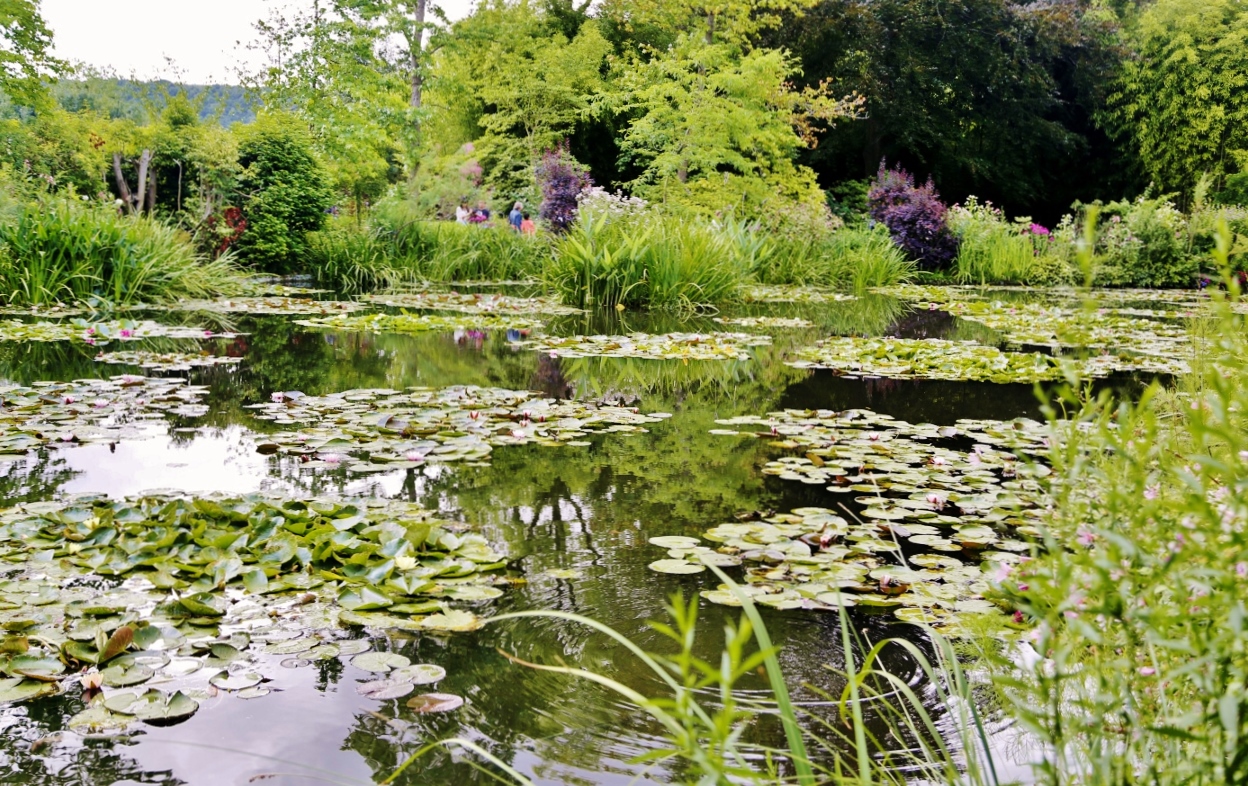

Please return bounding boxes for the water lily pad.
[357,679,416,700]
[364,292,580,316]
[524,332,770,361]
[0,676,58,704]
[101,662,154,688]
[351,652,411,673]
[296,312,543,335]
[209,671,262,691]
[648,536,702,549]
[406,692,465,713]
[420,610,483,632]
[648,559,706,575]
[104,689,199,724]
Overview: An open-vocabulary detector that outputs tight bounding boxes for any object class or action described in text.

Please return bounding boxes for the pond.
[0,285,1173,785]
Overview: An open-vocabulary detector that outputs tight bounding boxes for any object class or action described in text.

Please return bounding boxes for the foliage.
[232,113,333,273]
[1088,195,1199,288]
[1103,0,1248,199]
[536,147,590,234]
[0,0,62,108]
[609,35,858,220]
[772,0,1127,219]
[308,217,549,291]
[947,198,1057,285]
[988,231,1248,784]
[868,163,959,270]
[546,209,752,309]
[0,196,249,306]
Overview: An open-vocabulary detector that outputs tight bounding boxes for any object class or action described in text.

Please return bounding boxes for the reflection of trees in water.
[0,451,81,503]
[1,695,182,785]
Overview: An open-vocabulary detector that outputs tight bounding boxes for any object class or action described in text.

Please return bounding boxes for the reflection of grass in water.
[0,337,206,384]
[559,342,806,404]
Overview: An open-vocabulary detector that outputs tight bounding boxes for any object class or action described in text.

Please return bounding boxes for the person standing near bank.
[509,201,524,232]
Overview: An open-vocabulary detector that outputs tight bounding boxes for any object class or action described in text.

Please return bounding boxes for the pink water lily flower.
[1139,666,1156,676]
[321,454,342,464]
[119,329,133,338]
[271,392,285,403]
[405,451,426,462]
[63,396,75,404]
[203,330,214,338]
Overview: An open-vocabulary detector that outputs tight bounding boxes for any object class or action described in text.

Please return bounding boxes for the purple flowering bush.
[536,149,592,235]
[867,163,959,270]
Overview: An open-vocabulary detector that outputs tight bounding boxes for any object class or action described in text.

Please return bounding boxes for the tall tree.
[0,0,62,107]
[1103,0,1248,200]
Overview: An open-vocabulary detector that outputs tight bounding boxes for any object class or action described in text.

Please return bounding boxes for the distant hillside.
[59,79,258,126]
[0,79,259,126]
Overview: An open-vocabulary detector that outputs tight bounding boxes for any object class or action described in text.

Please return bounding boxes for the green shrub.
[0,197,248,306]
[233,113,333,273]
[1089,195,1198,287]
[947,198,1038,285]
[824,225,916,292]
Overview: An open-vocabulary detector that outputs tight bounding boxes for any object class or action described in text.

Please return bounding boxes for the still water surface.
[0,294,1059,785]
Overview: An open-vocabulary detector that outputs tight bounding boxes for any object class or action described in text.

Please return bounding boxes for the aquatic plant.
[0,197,250,307]
[0,376,208,455]
[742,285,857,304]
[0,318,234,345]
[712,316,815,329]
[169,296,367,315]
[523,332,771,361]
[0,494,509,726]
[247,384,671,468]
[363,291,580,316]
[94,351,243,373]
[293,312,544,335]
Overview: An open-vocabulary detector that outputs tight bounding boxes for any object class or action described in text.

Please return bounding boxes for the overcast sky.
[41,0,476,84]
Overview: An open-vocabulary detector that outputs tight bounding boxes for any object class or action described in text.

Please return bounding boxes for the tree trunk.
[705,11,715,44]
[113,153,133,214]
[146,164,158,214]
[134,149,152,215]
[409,0,427,110]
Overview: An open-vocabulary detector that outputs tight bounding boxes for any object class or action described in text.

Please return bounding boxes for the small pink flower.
[1018,584,1029,592]
[1236,562,1247,578]
[119,329,133,338]
[993,564,1013,583]
[1012,610,1024,624]
[868,432,881,441]
[63,396,75,404]
[85,338,96,346]
[469,411,480,420]
[405,451,425,462]
[1076,529,1096,547]
[322,454,342,464]
[548,351,558,359]
[925,493,945,509]
[85,327,95,335]
[271,392,285,403]
[1139,666,1156,676]
[203,330,214,338]
[1144,485,1159,500]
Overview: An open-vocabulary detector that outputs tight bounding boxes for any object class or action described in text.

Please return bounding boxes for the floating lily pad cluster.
[787,337,1067,383]
[742,286,857,304]
[0,494,509,717]
[248,385,671,469]
[95,351,244,373]
[647,408,1054,629]
[712,316,815,329]
[294,312,544,335]
[0,376,209,456]
[0,319,230,344]
[647,507,1009,632]
[171,297,367,316]
[524,332,771,361]
[243,283,331,297]
[365,292,581,316]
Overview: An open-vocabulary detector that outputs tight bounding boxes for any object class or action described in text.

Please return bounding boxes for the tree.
[1103,0,1248,200]
[233,113,333,272]
[0,0,63,107]
[769,0,1127,220]
[610,35,859,221]
[600,0,819,48]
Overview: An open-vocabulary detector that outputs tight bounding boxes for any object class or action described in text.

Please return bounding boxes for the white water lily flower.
[395,555,418,571]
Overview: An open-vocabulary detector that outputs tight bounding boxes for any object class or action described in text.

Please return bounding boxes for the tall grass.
[546,211,750,310]
[0,198,249,306]
[470,567,999,786]
[309,221,549,292]
[757,226,915,293]
[953,221,1037,285]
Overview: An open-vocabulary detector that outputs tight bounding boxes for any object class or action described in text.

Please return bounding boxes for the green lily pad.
[357,679,416,700]
[648,559,706,575]
[351,652,411,673]
[209,671,262,691]
[0,676,58,704]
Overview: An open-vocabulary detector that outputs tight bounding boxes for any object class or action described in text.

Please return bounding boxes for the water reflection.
[2,295,1048,785]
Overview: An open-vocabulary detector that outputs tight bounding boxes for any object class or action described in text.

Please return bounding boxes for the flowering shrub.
[536,149,592,235]
[1091,195,1195,287]
[867,163,959,270]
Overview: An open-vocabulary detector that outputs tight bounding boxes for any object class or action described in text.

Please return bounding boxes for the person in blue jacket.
[508,201,524,232]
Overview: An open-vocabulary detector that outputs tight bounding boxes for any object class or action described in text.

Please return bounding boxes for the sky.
[41,0,476,84]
